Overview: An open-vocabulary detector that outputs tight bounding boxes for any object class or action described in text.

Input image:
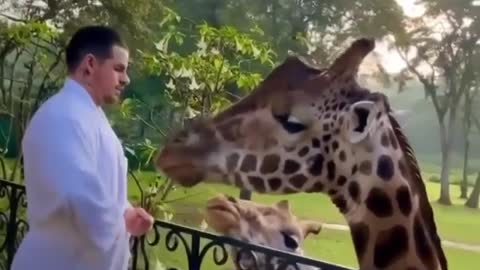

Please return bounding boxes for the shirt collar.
[63,77,99,110]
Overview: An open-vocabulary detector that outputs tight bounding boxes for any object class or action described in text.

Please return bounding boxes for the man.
[11,25,153,270]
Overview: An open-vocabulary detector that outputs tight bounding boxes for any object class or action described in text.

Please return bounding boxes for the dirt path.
[322,223,480,253]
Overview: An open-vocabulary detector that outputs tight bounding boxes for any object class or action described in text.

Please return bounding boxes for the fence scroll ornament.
[0,180,351,270]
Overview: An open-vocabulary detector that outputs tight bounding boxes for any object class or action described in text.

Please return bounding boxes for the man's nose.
[120,74,130,86]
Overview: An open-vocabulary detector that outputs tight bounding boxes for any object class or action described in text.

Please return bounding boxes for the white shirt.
[11,78,131,270]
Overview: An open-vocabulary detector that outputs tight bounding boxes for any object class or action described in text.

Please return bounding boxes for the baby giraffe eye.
[281,231,299,250]
[273,114,307,134]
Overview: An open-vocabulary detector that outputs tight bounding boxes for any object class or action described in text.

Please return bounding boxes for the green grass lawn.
[127,166,480,270]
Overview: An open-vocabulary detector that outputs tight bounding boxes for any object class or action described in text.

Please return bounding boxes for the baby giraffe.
[204,194,323,270]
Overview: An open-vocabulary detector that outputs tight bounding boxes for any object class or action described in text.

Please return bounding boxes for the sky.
[371,0,427,74]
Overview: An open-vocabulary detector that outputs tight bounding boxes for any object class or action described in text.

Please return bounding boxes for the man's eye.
[273,114,307,133]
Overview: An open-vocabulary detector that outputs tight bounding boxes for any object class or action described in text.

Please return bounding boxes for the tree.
[169,0,406,61]
[392,0,480,205]
[465,172,480,209]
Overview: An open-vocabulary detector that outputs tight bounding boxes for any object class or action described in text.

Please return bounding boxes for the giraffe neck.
[331,123,443,270]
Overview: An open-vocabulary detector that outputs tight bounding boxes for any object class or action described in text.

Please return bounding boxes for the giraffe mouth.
[160,164,205,187]
[156,149,205,187]
[205,199,241,220]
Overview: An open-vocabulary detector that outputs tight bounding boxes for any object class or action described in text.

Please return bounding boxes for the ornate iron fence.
[0,179,352,270]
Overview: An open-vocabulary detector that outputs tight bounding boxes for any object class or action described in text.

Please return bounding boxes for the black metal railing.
[0,179,352,270]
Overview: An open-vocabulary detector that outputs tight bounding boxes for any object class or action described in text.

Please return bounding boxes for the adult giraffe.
[155,38,448,270]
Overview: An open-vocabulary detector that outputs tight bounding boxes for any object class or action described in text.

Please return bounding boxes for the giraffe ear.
[299,220,323,238]
[275,200,290,211]
[347,100,379,144]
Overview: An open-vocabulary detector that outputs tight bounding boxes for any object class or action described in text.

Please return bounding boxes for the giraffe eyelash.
[273,113,307,134]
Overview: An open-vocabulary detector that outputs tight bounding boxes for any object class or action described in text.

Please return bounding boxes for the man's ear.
[347,100,379,144]
[300,220,323,239]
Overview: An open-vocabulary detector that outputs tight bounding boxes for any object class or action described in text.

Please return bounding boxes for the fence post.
[5,186,19,269]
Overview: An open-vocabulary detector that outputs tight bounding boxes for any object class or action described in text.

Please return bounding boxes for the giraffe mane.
[386,108,448,270]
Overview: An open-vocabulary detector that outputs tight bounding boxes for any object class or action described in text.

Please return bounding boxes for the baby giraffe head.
[204,194,322,269]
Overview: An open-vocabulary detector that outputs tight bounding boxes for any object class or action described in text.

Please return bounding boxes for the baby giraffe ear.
[275,200,290,212]
[300,220,323,238]
[347,100,379,144]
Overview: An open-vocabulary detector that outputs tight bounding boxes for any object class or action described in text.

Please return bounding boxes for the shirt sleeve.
[22,114,124,254]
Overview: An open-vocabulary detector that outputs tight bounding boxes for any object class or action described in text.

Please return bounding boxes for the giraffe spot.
[338,102,346,110]
[349,222,370,261]
[227,153,240,172]
[248,176,266,193]
[388,129,398,150]
[260,154,280,174]
[298,146,309,157]
[328,189,337,196]
[381,132,390,147]
[373,225,409,268]
[338,116,344,126]
[331,195,348,214]
[240,154,257,172]
[348,181,361,202]
[283,187,297,194]
[217,118,242,141]
[359,160,372,175]
[323,123,329,132]
[376,111,382,119]
[322,134,332,142]
[366,187,393,218]
[327,161,336,181]
[289,174,308,189]
[283,160,301,174]
[396,185,412,217]
[234,173,243,188]
[351,164,358,175]
[414,215,436,269]
[307,182,324,193]
[284,146,296,152]
[332,141,339,151]
[398,158,409,179]
[308,154,324,176]
[312,138,321,148]
[267,178,282,191]
[324,146,330,154]
[377,155,394,181]
[337,175,347,186]
[339,150,346,162]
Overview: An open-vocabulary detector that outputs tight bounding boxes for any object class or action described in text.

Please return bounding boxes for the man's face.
[90,45,130,105]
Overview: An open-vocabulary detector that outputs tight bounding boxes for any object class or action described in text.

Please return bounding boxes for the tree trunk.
[465,172,480,208]
[461,136,470,199]
[461,90,472,199]
[438,119,452,205]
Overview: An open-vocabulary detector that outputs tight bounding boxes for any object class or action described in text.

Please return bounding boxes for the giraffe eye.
[281,231,299,249]
[273,114,307,134]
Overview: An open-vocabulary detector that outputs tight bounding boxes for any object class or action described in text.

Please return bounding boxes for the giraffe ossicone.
[156,38,448,270]
[204,194,322,270]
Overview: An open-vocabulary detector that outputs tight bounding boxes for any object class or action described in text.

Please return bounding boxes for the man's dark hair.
[65,25,127,73]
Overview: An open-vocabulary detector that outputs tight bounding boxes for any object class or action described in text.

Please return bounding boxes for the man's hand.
[124,206,154,236]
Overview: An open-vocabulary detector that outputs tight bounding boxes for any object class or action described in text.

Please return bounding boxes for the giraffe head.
[156,38,447,269]
[155,38,379,191]
[204,194,322,269]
